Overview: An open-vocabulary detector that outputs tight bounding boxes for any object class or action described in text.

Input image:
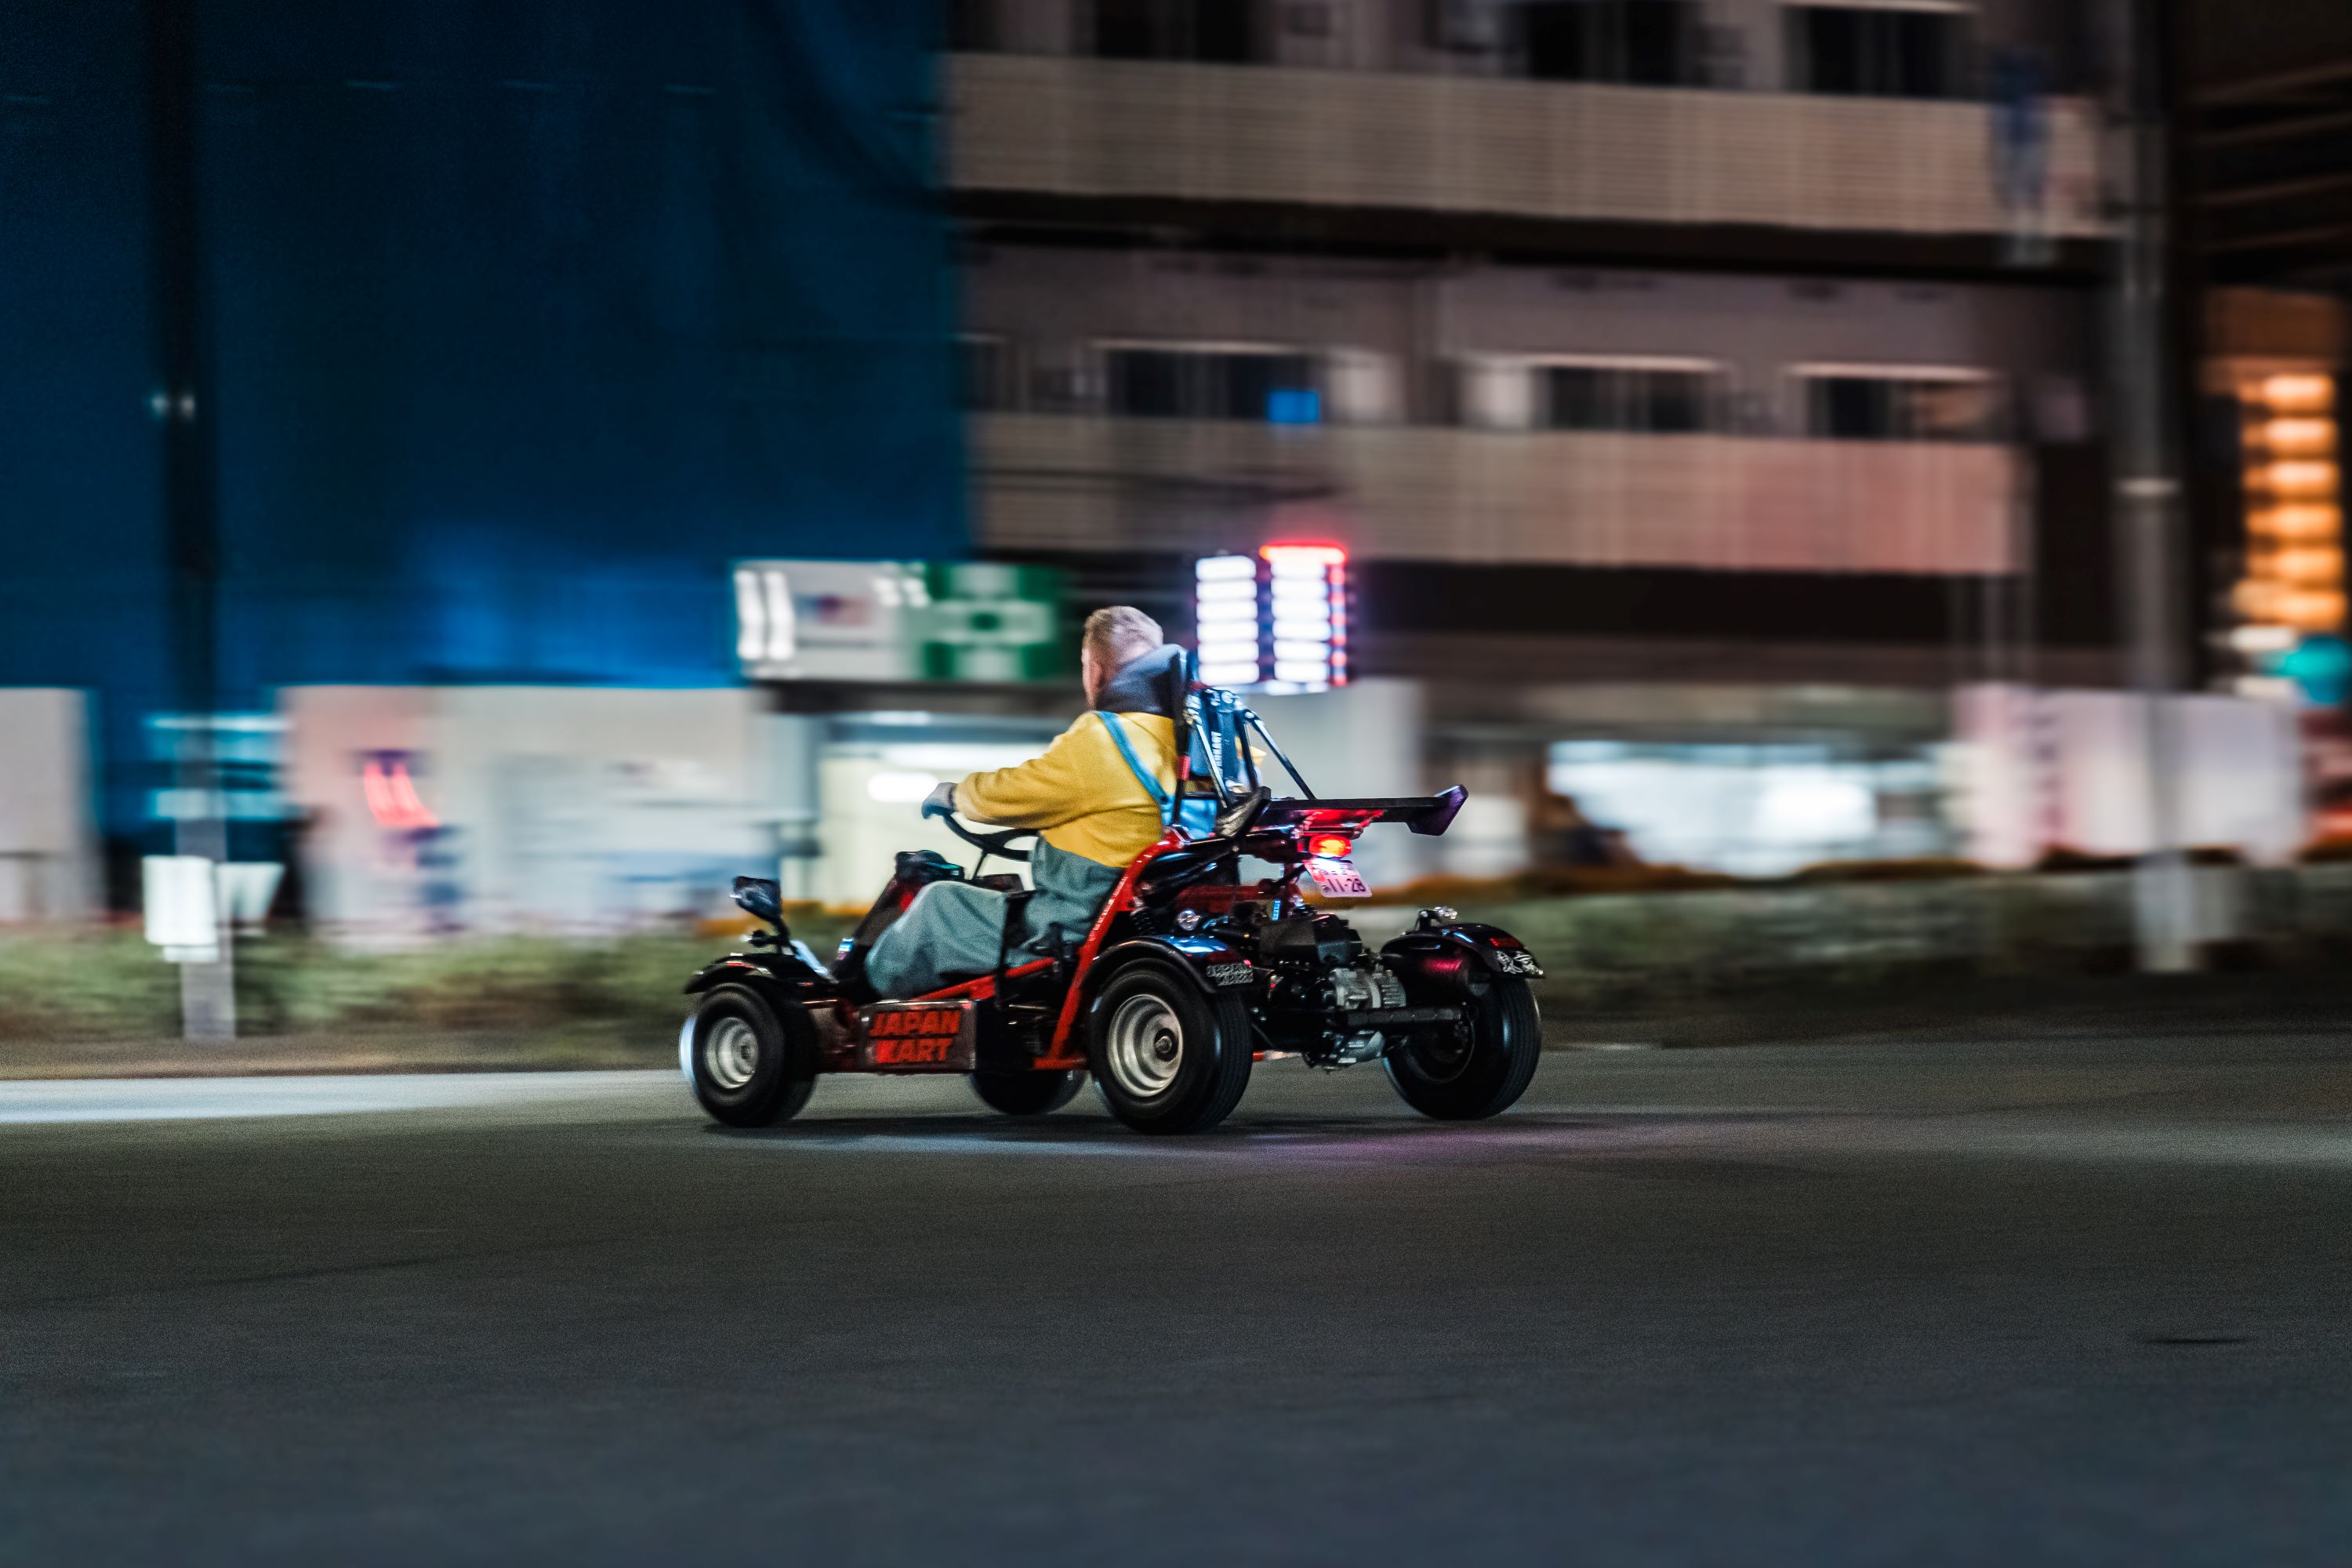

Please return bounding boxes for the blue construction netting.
[2,0,963,838]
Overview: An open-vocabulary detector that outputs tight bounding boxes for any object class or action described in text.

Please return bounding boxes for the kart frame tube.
[1034,826,1189,1071]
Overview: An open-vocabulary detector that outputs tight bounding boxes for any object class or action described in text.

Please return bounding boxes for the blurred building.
[9,2,2344,938]
[2180,6,2352,840]
[940,0,2139,873]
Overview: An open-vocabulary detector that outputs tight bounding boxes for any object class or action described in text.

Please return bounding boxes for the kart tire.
[1087,963,1253,1135]
[968,1068,1087,1117]
[689,984,817,1128]
[1384,972,1541,1121]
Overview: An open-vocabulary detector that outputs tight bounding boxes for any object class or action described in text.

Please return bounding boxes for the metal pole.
[2107,0,2197,972]
[147,0,236,1036]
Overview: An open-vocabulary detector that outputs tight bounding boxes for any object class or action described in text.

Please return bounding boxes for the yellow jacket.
[957,712,1176,869]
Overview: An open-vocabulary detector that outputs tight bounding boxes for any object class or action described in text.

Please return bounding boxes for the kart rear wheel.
[968,1068,1086,1117]
[1087,964,1254,1135]
[688,984,817,1127]
[1385,972,1541,1121]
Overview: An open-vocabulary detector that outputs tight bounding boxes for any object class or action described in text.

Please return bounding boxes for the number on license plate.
[1307,858,1370,898]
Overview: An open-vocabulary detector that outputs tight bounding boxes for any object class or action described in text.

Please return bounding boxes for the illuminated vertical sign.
[1192,543,1350,693]
[2234,373,2344,666]
[1264,542,1347,690]
[1194,554,1262,686]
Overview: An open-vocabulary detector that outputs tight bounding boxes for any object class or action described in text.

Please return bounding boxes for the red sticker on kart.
[855,1002,976,1072]
[1306,858,1370,898]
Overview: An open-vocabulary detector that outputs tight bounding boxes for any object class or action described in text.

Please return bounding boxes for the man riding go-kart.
[681,604,1545,1135]
[862,606,1185,1001]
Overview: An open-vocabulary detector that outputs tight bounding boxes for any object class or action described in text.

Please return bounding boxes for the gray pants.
[865,840,1123,1000]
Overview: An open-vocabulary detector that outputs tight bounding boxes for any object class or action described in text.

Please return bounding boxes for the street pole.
[2107,0,2197,972]
[147,0,236,1036]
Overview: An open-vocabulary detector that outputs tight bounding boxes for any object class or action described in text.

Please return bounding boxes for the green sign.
[917,564,1071,683]
[735,560,1071,684]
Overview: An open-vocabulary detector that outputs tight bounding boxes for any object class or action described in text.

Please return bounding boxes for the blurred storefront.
[281,687,773,941]
[277,685,1068,939]
[277,560,1080,935]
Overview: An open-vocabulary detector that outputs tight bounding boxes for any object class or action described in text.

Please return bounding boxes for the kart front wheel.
[968,1068,1086,1117]
[1385,973,1541,1121]
[1087,965,1253,1134]
[688,984,817,1127]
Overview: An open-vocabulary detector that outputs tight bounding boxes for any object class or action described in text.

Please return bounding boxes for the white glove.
[920,781,957,821]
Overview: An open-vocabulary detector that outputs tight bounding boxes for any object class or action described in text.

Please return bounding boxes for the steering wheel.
[936,813,1036,864]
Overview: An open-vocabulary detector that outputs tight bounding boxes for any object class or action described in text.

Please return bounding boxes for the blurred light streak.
[866,770,942,804]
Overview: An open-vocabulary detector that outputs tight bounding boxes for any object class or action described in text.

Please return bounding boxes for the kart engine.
[1319,960,1408,1068]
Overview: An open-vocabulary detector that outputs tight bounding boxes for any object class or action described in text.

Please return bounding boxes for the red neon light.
[362,759,440,830]
[1260,542,1348,566]
[1327,557,1349,686]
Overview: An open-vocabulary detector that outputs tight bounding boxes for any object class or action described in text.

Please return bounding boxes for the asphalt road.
[4,1027,2350,1566]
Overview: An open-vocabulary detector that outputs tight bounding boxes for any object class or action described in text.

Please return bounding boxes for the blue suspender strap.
[1094,711,1171,824]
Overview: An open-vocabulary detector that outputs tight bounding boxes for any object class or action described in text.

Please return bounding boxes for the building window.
[948,0,999,51]
[1452,358,1728,432]
[1536,361,1726,433]
[1095,0,1154,58]
[1326,350,1401,424]
[1103,345,1322,422]
[1108,347,1187,416]
[1518,0,1701,86]
[1785,4,1973,100]
[959,336,1015,411]
[1797,368,2005,441]
[1093,0,1265,63]
[1426,0,1512,54]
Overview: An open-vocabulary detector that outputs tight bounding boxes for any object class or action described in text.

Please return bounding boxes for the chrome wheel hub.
[704,1016,760,1091]
[1105,993,1185,1100]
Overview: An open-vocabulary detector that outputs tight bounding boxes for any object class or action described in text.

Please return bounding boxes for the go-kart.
[680,680,1544,1135]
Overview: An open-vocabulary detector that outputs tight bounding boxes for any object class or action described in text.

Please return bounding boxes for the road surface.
[4,1027,2349,1565]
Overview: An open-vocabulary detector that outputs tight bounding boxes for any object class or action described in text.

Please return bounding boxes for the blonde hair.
[1082,604,1163,670]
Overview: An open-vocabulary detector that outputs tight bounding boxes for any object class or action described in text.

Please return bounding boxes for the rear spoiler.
[1255,786,1467,838]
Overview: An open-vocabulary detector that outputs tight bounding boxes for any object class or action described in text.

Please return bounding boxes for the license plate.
[1306,858,1370,898]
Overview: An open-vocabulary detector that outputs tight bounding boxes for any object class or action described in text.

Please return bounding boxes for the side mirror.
[731,875,785,931]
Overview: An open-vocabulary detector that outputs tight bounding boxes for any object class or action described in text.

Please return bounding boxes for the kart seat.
[1135,787,1266,906]
[1210,785,1270,840]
